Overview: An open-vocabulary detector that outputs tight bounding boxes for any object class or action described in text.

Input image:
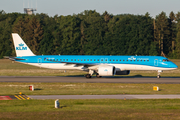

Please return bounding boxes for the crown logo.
[19,43,24,46]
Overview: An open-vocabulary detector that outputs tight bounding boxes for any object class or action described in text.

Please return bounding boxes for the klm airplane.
[11,33,178,78]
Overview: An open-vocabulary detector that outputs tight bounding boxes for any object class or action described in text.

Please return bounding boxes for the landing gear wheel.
[85,74,91,78]
[96,73,102,78]
[157,75,161,79]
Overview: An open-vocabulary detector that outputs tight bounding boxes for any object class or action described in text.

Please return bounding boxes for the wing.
[61,62,98,67]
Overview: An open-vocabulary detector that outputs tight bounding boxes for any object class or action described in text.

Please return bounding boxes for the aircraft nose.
[172,63,178,69]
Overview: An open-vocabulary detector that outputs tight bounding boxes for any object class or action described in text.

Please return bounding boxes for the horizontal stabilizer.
[9,57,26,61]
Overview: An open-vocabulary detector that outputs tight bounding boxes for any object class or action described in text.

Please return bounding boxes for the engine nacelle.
[98,66,116,76]
[115,70,130,75]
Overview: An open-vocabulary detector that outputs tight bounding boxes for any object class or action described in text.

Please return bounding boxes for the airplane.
[10,33,178,78]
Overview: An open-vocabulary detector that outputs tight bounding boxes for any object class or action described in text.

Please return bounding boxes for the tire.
[96,74,102,78]
[85,74,91,78]
[157,75,161,79]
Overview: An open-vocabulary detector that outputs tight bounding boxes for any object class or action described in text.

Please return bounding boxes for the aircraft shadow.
[57,75,180,79]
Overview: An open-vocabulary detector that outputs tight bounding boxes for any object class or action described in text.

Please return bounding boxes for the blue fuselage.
[15,55,178,70]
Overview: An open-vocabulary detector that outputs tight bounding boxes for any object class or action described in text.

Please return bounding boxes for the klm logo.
[16,43,27,50]
[104,69,108,72]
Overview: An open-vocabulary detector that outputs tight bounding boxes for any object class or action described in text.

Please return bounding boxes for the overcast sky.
[0,0,180,17]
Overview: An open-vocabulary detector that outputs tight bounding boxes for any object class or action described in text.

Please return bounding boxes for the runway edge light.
[153,86,159,91]
[29,85,34,91]
[55,99,60,108]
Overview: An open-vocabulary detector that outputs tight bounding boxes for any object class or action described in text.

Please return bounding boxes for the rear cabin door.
[38,58,42,65]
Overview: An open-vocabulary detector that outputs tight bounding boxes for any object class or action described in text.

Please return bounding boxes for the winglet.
[12,33,35,57]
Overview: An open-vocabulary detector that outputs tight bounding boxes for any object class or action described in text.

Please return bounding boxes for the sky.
[0,0,180,18]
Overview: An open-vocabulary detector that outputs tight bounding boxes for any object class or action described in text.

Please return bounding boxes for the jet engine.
[98,66,116,76]
[115,70,130,75]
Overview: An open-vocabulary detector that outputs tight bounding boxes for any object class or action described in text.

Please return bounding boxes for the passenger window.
[71,59,73,61]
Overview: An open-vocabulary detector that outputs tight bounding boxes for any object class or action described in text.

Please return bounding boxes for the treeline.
[1,10,180,58]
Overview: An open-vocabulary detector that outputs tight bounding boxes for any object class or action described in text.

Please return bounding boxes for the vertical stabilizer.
[12,33,35,57]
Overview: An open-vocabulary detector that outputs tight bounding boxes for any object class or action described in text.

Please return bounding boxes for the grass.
[1,82,180,95]
[0,59,180,76]
[0,99,180,120]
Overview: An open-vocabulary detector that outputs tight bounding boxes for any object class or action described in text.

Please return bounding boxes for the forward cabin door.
[154,59,158,66]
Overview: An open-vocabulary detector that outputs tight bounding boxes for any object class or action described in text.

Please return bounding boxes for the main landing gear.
[85,70,102,78]
[85,74,91,78]
[96,73,102,78]
[85,69,93,78]
[157,70,162,79]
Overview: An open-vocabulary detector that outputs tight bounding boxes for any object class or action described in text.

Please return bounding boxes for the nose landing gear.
[157,70,163,79]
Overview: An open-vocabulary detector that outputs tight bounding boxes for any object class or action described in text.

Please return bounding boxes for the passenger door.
[38,58,42,65]
[154,59,158,66]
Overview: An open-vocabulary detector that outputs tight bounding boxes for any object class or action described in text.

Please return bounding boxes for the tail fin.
[12,33,35,57]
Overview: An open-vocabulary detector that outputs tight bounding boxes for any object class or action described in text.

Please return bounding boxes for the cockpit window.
[162,59,169,62]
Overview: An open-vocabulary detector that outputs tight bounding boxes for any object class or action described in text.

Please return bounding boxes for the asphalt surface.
[0,76,180,83]
[28,95,180,100]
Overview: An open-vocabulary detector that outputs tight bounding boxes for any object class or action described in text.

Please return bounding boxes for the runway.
[28,95,180,100]
[0,76,180,83]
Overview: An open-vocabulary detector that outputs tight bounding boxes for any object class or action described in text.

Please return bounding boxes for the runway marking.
[0,95,31,100]
[0,96,12,100]
[14,95,22,100]
[14,95,30,100]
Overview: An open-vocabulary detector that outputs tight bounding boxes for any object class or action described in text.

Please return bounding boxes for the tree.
[26,16,43,54]
[168,11,177,56]
[154,12,170,56]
